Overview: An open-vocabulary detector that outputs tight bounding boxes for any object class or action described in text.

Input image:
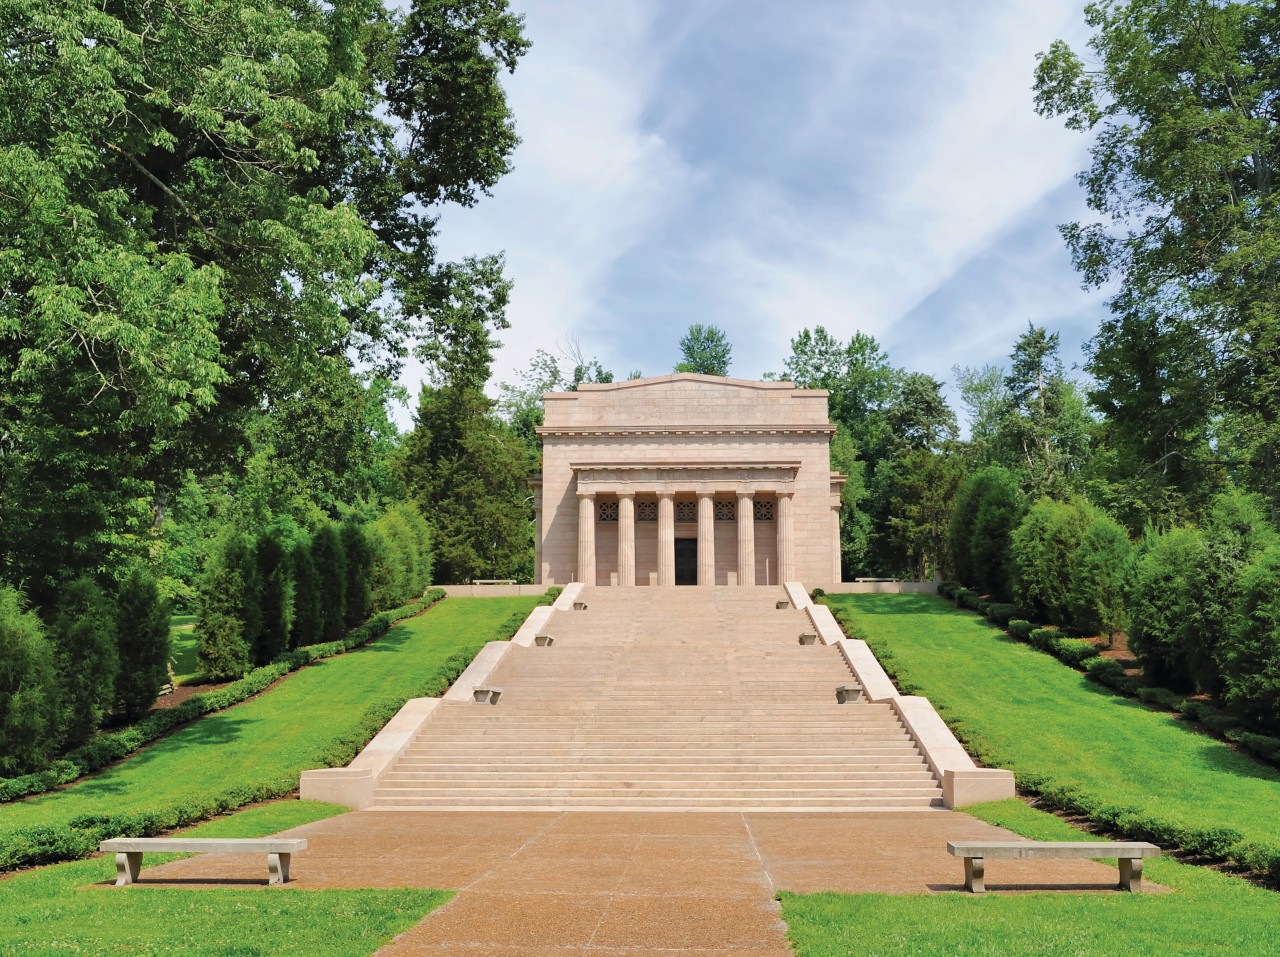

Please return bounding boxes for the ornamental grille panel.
[714,500,736,521]
[598,501,619,522]
[754,499,775,521]
[675,500,697,523]
[636,501,657,522]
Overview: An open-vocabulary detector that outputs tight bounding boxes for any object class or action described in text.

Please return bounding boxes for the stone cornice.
[536,424,836,437]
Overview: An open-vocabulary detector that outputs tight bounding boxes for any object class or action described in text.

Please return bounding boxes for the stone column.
[737,492,755,587]
[657,493,675,586]
[577,492,596,586]
[777,491,796,583]
[697,493,715,586]
[617,492,636,587]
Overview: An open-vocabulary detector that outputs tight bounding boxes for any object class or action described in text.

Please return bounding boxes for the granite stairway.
[371,587,944,810]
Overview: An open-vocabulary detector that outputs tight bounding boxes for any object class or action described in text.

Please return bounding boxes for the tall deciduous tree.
[0,0,528,592]
[675,324,733,376]
[1035,0,1280,518]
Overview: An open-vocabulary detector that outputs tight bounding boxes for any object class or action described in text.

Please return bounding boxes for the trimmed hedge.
[984,602,1021,627]
[0,589,447,805]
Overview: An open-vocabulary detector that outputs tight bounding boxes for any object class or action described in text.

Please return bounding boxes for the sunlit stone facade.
[530,374,844,586]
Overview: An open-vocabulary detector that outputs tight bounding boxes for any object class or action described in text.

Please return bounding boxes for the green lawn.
[782,799,1280,957]
[0,801,448,956]
[0,597,538,837]
[168,615,200,684]
[825,593,1280,849]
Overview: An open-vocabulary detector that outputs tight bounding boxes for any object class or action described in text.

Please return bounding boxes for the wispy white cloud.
[399,0,1110,417]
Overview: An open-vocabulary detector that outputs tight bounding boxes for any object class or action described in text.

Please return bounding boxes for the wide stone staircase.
[371,587,944,810]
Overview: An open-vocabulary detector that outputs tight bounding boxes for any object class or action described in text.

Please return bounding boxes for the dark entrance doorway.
[674,539,697,585]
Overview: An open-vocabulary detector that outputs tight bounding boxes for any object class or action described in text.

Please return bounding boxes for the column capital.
[616,490,635,501]
[576,489,596,500]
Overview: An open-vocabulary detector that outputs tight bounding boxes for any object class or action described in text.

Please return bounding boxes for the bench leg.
[963,856,985,893]
[268,852,291,885]
[1118,856,1143,892]
[115,852,142,887]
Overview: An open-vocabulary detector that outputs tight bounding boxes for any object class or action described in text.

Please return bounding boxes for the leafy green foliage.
[195,528,255,679]
[402,385,530,583]
[369,502,433,609]
[674,323,732,376]
[1218,545,1280,732]
[0,0,529,592]
[341,518,374,626]
[253,530,294,665]
[1066,508,1132,638]
[290,538,324,649]
[1035,0,1280,520]
[1125,525,1206,691]
[46,578,119,750]
[950,465,1024,598]
[311,523,348,643]
[0,587,59,775]
[111,566,172,722]
[1010,497,1091,624]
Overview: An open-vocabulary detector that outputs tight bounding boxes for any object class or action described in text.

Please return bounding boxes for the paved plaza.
[131,808,1156,955]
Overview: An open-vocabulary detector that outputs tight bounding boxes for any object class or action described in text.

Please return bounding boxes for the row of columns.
[576,491,795,586]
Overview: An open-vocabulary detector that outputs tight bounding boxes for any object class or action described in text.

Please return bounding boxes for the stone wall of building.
[534,374,842,586]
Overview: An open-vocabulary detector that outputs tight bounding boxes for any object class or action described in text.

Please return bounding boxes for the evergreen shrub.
[1010,497,1091,625]
[311,522,348,643]
[0,587,60,775]
[48,578,119,749]
[253,531,293,665]
[1216,544,1280,732]
[112,566,172,721]
[290,539,323,648]
[985,603,1020,626]
[1007,619,1034,641]
[1125,526,1205,691]
[196,528,255,679]
[1067,509,1132,638]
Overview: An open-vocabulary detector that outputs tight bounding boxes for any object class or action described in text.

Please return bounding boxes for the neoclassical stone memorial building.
[531,374,844,586]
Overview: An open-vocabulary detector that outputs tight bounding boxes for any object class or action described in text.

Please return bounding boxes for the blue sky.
[400,1,1109,425]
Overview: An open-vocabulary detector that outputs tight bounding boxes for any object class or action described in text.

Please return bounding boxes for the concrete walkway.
[131,808,1161,955]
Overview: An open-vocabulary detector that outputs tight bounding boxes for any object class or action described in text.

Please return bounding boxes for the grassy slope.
[0,597,538,833]
[779,593,1280,957]
[0,801,448,956]
[828,593,1280,847]
[783,800,1280,957]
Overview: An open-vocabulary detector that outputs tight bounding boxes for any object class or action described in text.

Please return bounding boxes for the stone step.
[370,795,945,809]
[372,785,943,798]
[384,767,936,783]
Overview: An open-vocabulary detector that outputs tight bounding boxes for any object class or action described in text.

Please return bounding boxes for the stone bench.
[775,600,790,609]
[534,633,555,646]
[947,840,1161,893]
[573,601,588,611]
[99,837,307,886]
[473,687,503,704]
[798,632,817,645]
[471,579,516,585]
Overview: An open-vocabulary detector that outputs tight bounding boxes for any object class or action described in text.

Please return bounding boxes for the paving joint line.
[741,812,777,893]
